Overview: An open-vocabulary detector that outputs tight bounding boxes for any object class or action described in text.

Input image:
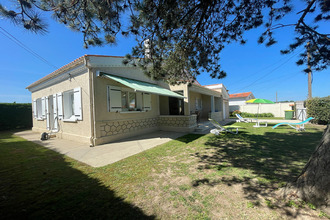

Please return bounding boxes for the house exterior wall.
[28,56,232,146]
[189,91,202,113]
[158,115,197,132]
[201,94,211,119]
[202,84,229,119]
[221,99,230,119]
[229,98,248,106]
[214,97,221,112]
[209,112,223,121]
[92,69,161,145]
[31,66,92,144]
[225,100,230,118]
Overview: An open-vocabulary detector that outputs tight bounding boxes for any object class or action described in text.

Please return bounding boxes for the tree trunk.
[282,125,330,213]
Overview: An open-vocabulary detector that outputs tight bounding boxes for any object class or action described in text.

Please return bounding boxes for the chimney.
[144,39,151,59]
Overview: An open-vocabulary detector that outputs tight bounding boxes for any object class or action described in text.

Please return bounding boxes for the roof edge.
[26,55,87,90]
[229,92,252,98]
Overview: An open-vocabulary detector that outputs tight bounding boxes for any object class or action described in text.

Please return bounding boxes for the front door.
[47,95,55,130]
[169,97,184,115]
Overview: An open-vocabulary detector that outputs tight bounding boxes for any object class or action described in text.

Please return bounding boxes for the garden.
[0,121,328,219]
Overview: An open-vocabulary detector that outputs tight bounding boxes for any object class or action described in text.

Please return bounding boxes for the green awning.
[99,72,185,98]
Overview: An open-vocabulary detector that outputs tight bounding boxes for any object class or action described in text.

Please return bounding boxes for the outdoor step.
[194,122,213,133]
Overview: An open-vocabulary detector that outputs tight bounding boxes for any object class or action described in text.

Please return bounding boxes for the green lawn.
[0,124,327,219]
[229,116,284,120]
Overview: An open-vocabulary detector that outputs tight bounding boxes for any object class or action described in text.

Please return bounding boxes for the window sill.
[63,118,78,123]
[37,118,44,121]
[120,111,147,114]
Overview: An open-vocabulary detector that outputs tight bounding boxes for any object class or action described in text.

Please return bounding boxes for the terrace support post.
[281,125,330,214]
[211,96,215,113]
[183,86,190,116]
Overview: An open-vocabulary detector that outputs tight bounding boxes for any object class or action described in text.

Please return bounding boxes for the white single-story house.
[27,55,230,146]
[229,92,255,112]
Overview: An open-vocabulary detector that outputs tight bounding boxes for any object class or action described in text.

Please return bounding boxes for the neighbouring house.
[27,55,230,146]
[229,92,255,112]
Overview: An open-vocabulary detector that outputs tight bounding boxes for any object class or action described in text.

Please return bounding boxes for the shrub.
[0,103,32,130]
[306,96,330,125]
[240,112,274,118]
[231,110,241,116]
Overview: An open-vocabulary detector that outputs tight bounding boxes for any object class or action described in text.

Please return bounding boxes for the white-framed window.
[107,86,151,112]
[33,97,46,120]
[32,88,82,123]
[60,87,82,122]
[63,90,75,120]
[121,91,137,111]
[195,97,202,110]
[36,98,43,119]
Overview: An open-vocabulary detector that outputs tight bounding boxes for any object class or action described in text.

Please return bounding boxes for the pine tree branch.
[296,0,316,28]
[300,21,330,41]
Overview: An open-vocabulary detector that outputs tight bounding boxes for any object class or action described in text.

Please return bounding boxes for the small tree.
[306,96,330,125]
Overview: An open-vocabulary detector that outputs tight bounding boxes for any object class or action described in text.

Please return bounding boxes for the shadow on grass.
[192,126,323,200]
[176,134,205,143]
[0,132,155,220]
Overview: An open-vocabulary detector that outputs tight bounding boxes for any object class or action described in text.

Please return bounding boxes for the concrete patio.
[14,119,304,167]
[15,130,187,167]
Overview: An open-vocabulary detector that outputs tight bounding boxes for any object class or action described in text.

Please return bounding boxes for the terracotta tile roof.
[229,92,252,98]
[26,55,127,89]
[193,80,201,86]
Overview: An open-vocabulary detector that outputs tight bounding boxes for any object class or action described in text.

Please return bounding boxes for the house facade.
[27,55,229,146]
[229,92,255,112]
[203,84,230,120]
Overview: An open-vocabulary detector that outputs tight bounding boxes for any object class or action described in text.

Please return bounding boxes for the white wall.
[238,102,294,117]
[229,99,247,106]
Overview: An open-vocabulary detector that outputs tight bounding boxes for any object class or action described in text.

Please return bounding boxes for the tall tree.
[1,0,330,210]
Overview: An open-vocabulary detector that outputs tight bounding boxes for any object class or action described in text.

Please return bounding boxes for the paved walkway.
[15,130,187,168]
[15,119,302,167]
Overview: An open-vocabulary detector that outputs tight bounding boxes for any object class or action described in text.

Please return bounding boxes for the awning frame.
[97,71,185,99]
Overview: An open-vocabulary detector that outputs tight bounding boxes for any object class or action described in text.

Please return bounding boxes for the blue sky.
[0,1,329,103]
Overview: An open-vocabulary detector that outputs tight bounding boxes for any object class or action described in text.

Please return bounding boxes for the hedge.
[0,103,32,131]
[230,110,274,118]
[306,96,330,125]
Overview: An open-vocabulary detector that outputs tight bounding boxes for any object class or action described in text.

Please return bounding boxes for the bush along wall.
[306,96,330,125]
[240,112,274,118]
[230,110,274,118]
[0,103,32,131]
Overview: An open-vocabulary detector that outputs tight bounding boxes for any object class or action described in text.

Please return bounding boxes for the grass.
[0,123,327,219]
[229,116,284,120]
